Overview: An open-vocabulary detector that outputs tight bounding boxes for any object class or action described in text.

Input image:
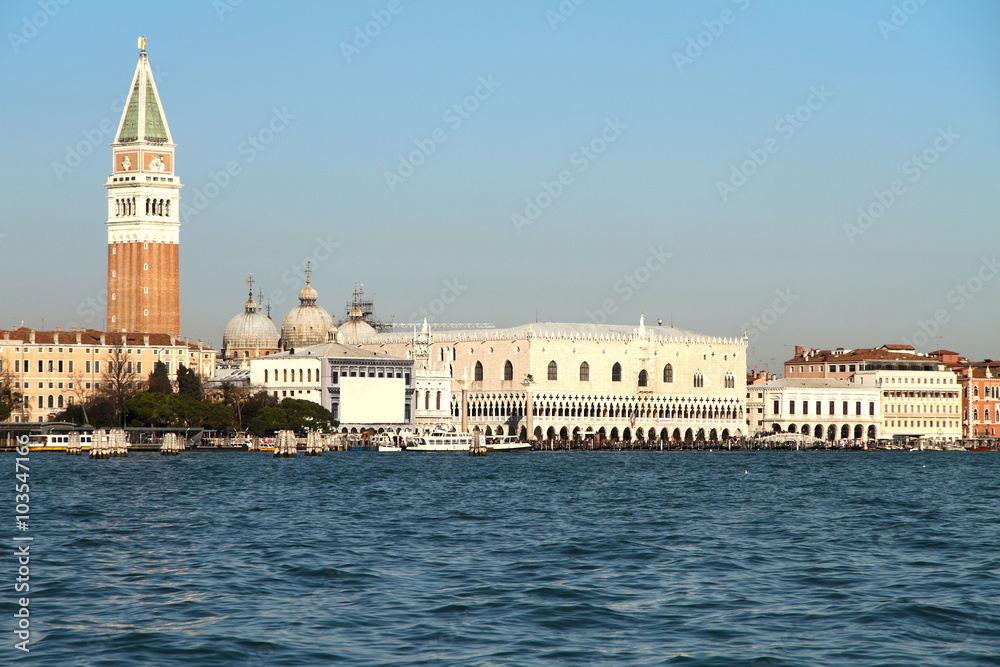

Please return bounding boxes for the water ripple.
[18,451,1000,665]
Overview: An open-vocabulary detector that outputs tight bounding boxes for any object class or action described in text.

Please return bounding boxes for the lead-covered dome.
[223,292,279,357]
[280,275,334,350]
[337,306,377,343]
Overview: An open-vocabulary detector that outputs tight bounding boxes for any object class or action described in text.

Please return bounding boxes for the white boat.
[405,430,475,452]
[373,433,402,452]
[27,433,93,451]
[485,435,531,452]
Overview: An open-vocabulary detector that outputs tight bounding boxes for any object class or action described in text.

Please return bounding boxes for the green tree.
[280,398,336,432]
[176,364,203,401]
[124,391,173,427]
[247,406,288,436]
[147,361,173,394]
[201,402,235,431]
[168,393,205,427]
[239,390,278,431]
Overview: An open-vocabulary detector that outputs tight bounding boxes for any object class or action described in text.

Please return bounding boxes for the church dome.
[280,274,333,350]
[299,283,319,304]
[223,291,279,356]
[338,318,376,342]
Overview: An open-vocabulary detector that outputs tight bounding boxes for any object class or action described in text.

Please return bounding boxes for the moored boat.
[405,430,474,452]
[484,435,531,452]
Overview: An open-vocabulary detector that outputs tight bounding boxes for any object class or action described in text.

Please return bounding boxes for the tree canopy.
[147,361,173,394]
[247,398,336,435]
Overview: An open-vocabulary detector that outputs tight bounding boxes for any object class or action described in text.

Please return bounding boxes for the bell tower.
[106,36,181,335]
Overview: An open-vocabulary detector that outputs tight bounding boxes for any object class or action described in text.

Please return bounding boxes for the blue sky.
[1,0,997,371]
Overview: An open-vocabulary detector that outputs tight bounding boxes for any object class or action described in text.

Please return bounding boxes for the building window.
[264,370,268,382]
[38,360,43,373]
[789,400,796,415]
[663,364,673,383]
[773,400,780,414]
[829,400,835,414]
[693,373,704,388]
[638,369,648,387]
[331,371,338,384]
[803,401,809,415]
[579,362,590,382]
[474,361,484,382]
[503,360,513,381]
[869,402,875,416]
[143,264,148,270]
[856,401,862,415]
[815,401,821,415]
[547,361,558,381]
[612,363,622,382]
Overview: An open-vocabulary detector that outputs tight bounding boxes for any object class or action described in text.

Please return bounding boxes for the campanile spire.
[105,38,182,335]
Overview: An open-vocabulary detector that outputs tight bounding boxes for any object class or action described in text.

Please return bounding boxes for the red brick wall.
[107,241,179,334]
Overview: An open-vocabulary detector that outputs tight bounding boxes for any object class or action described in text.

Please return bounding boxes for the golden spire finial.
[138,36,147,52]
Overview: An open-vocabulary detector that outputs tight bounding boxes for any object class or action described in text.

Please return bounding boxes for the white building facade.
[854,370,962,442]
[357,318,747,443]
[746,378,882,441]
[249,339,415,432]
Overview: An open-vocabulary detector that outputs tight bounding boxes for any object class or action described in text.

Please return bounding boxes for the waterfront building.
[960,364,1000,439]
[410,320,453,431]
[355,317,747,443]
[222,277,280,363]
[106,38,182,334]
[249,336,414,431]
[785,345,962,442]
[745,378,882,440]
[928,350,1000,439]
[0,328,215,423]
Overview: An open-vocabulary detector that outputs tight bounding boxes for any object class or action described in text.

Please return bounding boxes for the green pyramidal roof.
[115,52,171,144]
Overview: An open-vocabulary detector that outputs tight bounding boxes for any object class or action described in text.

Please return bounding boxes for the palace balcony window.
[547,361,558,381]
[612,363,622,382]
[638,370,648,387]
[663,364,673,383]
[504,360,513,381]
[475,361,484,382]
[579,362,589,382]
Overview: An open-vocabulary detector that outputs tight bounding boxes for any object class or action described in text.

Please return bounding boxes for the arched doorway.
[840,424,850,439]
[814,425,823,439]
[854,424,863,439]
[709,428,718,442]
[827,425,836,441]
[867,425,876,440]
